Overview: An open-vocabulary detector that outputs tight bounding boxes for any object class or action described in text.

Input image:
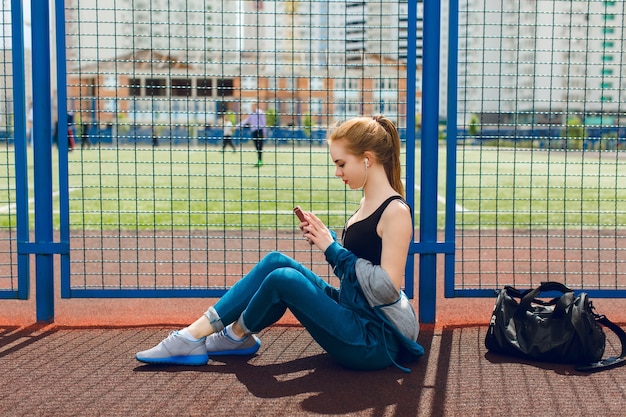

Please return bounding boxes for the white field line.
[1,191,468,216]
[0,188,80,214]
[414,184,469,213]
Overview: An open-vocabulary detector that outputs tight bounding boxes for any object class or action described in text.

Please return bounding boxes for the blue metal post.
[56,0,71,298]
[31,0,55,322]
[444,0,459,298]
[404,0,418,299]
[419,0,441,324]
[10,0,30,300]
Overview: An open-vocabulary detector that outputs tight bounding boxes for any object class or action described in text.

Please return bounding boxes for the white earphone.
[365,158,369,168]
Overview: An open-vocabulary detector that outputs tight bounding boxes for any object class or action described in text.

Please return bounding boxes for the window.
[242,77,257,89]
[217,101,230,115]
[311,99,322,114]
[145,78,166,96]
[104,75,116,90]
[171,79,192,97]
[104,99,115,112]
[376,78,398,90]
[196,79,212,97]
[217,79,234,97]
[310,78,323,90]
[85,77,96,96]
[129,78,141,96]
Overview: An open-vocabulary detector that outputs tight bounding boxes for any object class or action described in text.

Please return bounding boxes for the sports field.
[1,144,625,231]
[455,146,626,230]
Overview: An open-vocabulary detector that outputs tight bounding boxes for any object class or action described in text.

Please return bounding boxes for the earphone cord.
[359,164,368,190]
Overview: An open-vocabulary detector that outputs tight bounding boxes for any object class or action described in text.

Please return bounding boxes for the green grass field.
[69,145,352,230]
[1,144,625,230]
[455,147,626,229]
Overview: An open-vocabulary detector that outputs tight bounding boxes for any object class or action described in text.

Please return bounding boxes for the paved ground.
[1,322,625,417]
[3,256,626,416]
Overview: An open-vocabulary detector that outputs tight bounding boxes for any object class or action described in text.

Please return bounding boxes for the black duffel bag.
[485,281,626,372]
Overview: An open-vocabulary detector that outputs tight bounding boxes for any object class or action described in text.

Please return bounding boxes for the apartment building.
[65,0,418,130]
[458,0,625,127]
[0,0,32,130]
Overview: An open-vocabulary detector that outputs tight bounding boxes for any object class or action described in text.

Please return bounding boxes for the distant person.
[26,102,33,147]
[52,120,58,148]
[222,114,236,152]
[135,115,424,372]
[238,103,266,167]
[66,112,76,151]
[152,126,159,147]
[81,121,93,149]
[51,113,76,151]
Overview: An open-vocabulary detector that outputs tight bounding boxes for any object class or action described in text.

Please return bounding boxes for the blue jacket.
[324,240,425,372]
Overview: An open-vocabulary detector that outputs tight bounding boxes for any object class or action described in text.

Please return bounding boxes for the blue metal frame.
[416,0,442,324]
[55,0,445,320]
[442,0,626,300]
[404,0,418,302]
[30,1,55,322]
[57,1,436,320]
[66,289,231,298]
[445,287,626,299]
[56,0,72,300]
[444,0,459,299]
[1,0,30,300]
[9,0,626,322]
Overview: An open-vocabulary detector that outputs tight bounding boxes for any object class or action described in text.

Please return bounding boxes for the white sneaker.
[205,329,261,356]
[136,331,208,365]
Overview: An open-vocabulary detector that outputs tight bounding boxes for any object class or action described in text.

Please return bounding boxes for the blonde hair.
[328,115,404,197]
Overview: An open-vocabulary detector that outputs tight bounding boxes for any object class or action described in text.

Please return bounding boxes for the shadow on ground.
[1,325,624,416]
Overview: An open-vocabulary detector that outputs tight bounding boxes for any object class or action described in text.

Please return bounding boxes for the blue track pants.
[207,251,399,370]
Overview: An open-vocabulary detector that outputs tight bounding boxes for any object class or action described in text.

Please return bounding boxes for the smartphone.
[293,206,306,222]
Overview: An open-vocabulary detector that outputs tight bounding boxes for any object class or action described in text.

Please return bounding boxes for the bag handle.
[514,281,573,319]
[532,281,572,295]
[504,281,569,303]
[576,313,626,372]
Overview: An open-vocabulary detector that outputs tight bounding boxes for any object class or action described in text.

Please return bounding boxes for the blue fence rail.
[1,127,419,146]
[6,125,625,150]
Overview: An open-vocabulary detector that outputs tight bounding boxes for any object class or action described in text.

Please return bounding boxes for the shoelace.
[165,330,179,342]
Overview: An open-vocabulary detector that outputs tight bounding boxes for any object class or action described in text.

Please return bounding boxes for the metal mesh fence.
[61,0,416,292]
[0,1,18,292]
[4,0,623,302]
[454,0,626,292]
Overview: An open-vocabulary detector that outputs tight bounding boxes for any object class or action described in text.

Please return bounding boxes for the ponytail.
[372,115,404,197]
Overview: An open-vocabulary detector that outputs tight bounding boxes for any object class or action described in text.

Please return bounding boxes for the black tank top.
[342,195,406,266]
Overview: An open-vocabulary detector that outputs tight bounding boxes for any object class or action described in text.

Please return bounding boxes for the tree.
[303,113,313,138]
[468,114,480,136]
[562,116,586,150]
[266,109,278,127]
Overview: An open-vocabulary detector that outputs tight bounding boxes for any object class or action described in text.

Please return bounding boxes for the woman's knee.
[257,252,323,294]
[258,267,316,299]
[260,251,297,269]
[264,266,298,286]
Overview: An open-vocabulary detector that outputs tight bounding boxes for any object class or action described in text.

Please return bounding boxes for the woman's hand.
[299,211,334,253]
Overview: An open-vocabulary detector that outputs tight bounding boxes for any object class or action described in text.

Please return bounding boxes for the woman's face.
[329,140,366,190]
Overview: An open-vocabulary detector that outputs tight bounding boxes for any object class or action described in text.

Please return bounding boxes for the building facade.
[458,0,626,128]
[65,0,420,131]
